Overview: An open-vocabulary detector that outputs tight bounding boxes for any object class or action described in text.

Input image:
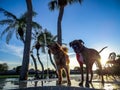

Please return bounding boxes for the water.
[0,75,120,90]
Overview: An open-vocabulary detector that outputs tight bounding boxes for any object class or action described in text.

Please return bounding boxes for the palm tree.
[48,0,83,45]
[30,50,40,79]
[36,42,44,79]
[32,40,45,79]
[37,29,57,70]
[0,6,41,80]
[19,0,32,80]
[117,54,120,59]
[30,29,57,79]
[0,8,41,44]
[30,28,44,79]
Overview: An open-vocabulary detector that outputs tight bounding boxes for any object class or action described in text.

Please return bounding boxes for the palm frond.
[16,30,19,40]
[51,35,57,41]
[48,0,58,11]
[0,23,16,39]
[16,26,25,43]
[68,0,83,4]
[78,0,83,4]
[32,29,57,53]
[37,33,44,43]
[0,19,13,25]
[6,29,14,44]
[20,11,37,19]
[0,8,17,20]
[38,30,57,45]
[32,21,42,29]
[117,55,120,59]
[0,26,12,38]
[32,11,38,17]
[31,32,37,40]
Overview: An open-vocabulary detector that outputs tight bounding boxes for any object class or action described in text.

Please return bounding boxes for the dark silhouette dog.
[69,39,107,87]
[48,42,71,85]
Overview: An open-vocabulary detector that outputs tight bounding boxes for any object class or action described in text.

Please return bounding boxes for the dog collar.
[76,53,84,65]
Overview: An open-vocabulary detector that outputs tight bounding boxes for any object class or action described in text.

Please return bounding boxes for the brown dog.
[48,42,71,85]
[69,39,107,87]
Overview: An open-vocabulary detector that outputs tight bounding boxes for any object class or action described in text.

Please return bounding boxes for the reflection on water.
[0,78,19,90]
[0,75,120,90]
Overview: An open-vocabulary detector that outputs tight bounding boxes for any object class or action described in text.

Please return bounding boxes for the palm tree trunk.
[48,49,56,69]
[36,50,44,79]
[48,49,58,78]
[19,0,32,80]
[31,54,39,79]
[57,6,64,45]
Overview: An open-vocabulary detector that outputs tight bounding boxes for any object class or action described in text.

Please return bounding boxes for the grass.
[0,75,19,79]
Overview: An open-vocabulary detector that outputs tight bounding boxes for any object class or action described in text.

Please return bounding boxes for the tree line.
[0,63,8,71]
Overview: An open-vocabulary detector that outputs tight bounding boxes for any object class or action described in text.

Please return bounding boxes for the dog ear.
[78,39,84,44]
[69,42,72,47]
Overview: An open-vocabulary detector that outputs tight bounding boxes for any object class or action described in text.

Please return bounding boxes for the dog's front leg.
[79,64,84,86]
[85,65,90,87]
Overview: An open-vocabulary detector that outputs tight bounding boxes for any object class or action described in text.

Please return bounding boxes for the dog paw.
[85,82,90,87]
[67,81,71,86]
[79,82,83,86]
[88,80,92,83]
[56,81,62,85]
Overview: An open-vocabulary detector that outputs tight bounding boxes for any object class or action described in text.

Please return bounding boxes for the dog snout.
[71,45,78,53]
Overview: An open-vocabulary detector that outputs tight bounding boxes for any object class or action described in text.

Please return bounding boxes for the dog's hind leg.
[64,65,71,85]
[85,65,90,87]
[89,64,93,83]
[79,64,84,86]
[96,58,104,84]
[57,69,62,85]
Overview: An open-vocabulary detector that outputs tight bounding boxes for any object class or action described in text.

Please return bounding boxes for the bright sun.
[93,49,111,70]
[92,49,111,70]
[100,49,110,66]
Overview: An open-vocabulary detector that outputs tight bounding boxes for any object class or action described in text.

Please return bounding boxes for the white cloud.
[0,61,4,63]
[0,42,23,58]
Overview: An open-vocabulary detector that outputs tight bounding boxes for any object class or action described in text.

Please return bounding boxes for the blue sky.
[0,0,120,70]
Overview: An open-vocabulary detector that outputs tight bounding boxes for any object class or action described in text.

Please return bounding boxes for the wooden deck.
[13,86,99,90]
[2,75,120,90]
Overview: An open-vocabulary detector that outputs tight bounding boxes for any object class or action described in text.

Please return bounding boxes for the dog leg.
[85,65,90,87]
[96,59,104,84]
[57,69,62,85]
[79,64,84,86]
[89,65,93,83]
[64,65,71,85]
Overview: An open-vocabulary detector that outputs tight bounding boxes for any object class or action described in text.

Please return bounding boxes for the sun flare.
[100,49,110,66]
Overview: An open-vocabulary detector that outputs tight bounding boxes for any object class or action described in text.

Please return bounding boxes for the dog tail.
[62,46,68,53]
[99,46,108,53]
